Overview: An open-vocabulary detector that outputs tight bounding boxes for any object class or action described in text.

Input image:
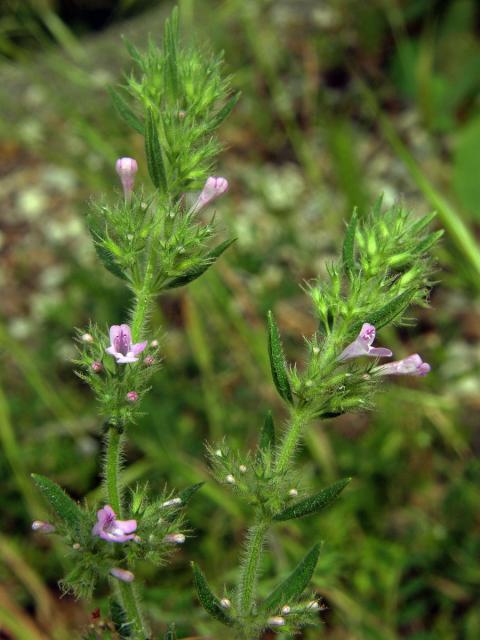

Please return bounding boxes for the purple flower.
[32,520,56,534]
[92,505,137,543]
[338,323,393,362]
[192,176,229,213]
[110,567,135,583]
[91,361,103,373]
[115,157,138,202]
[126,391,139,403]
[106,324,147,364]
[375,353,431,377]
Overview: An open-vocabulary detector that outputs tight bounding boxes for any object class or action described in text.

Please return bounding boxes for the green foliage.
[110,600,133,638]
[31,473,85,534]
[260,544,321,615]
[164,238,236,289]
[192,562,235,626]
[145,107,167,192]
[273,478,351,522]
[258,410,275,453]
[267,310,293,405]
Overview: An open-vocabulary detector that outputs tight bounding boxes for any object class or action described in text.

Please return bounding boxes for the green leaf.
[191,563,234,626]
[108,87,144,135]
[31,474,84,533]
[165,238,235,289]
[408,211,437,236]
[261,544,321,614]
[210,92,241,129]
[259,411,275,452]
[414,229,444,255]
[163,7,179,100]
[364,288,416,330]
[93,242,127,281]
[110,600,132,638]
[178,482,204,505]
[164,623,177,640]
[145,108,167,192]
[342,208,358,274]
[267,311,293,405]
[273,478,351,521]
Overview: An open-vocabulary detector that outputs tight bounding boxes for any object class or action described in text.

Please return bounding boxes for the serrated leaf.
[261,544,321,614]
[363,288,416,330]
[165,238,235,289]
[164,623,177,640]
[210,92,241,129]
[178,482,204,505]
[110,600,132,638]
[273,478,351,521]
[259,411,275,452]
[145,108,167,192]
[109,87,144,135]
[342,208,358,274]
[31,474,84,533]
[192,563,234,626]
[267,311,293,405]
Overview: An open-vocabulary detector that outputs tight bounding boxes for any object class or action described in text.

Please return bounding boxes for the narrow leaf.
[93,242,127,281]
[31,474,84,533]
[267,311,293,404]
[259,411,275,452]
[363,288,415,330]
[145,108,167,192]
[210,92,241,129]
[108,87,144,135]
[273,478,351,521]
[342,208,358,274]
[414,229,444,255]
[261,544,321,614]
[110,600,132,638]
[165,238,235,289]
[191,563,234,626]
[408,211,437,236]
[164,623,177,640]
[178,482,204,505]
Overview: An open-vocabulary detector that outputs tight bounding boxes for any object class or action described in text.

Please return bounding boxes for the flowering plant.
[30,7,442,640]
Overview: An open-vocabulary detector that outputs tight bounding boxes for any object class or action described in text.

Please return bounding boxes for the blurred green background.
[1,0,480,638]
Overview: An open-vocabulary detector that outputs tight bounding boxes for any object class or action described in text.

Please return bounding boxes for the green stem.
[105,427,122,514]
[237,519,270,619]
[275,408,310,476]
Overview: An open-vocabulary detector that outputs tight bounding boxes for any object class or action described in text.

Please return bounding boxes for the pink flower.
[338,323,392,362]
[106,324,147,364]
[126,391,139,403]
[32,520,56,533]
[192,176,228,213]
[92,505,137,543]
[375,353,431,377]
[110,567,135,583]
[115,157,138,202]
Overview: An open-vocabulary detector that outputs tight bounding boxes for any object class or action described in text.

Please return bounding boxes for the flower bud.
[126,391,139,403]
[281,605,291,615]
[110,567,135,583]
[239,465,247,474]
[220,598,231,609]
[150,339,159,348]
[162,497,182,508]
[225,474,235,484]
[81,333,94,343]
[288,488,298,498]
[144,355,155,366]
[91,361,102,373]
[164,533,185,544]
[215,449,223,457]
[307,600,320,611]
[72,543,81,550]
[115,157,138,202]
[192,176,229,213]
[267,616,286,627]
[32,520,56,534]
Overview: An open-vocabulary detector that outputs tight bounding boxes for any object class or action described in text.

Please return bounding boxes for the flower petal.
[131,341,148,355]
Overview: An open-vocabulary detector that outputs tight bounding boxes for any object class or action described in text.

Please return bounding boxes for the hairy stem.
[275,407,310,476]
[105,427,123,514]
[237,519,270,619]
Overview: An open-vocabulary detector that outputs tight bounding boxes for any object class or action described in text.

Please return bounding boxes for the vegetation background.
[1,0,479,638]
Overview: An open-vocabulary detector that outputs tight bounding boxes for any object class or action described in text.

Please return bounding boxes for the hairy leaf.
[145,108,167,192]
[342,208,358,274]
[261,544,321,614]
[165,238,235,289]
[259,410,275,452]
[109,87,144,135]
[267,311,293,404]
[178,482,204,505]
[31,474,84,533]
[273,478,351,521]
[192,563,234,626]
[364,288,416,330]
[210,92,241,129]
